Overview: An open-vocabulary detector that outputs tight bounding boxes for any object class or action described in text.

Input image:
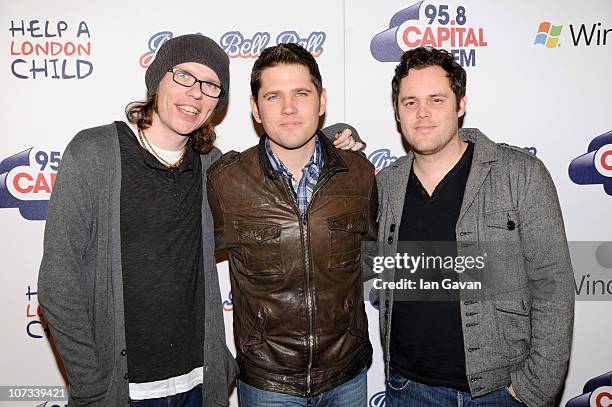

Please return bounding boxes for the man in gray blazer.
[374,47,574,407]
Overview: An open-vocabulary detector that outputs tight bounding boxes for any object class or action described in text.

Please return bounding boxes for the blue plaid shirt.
[264,136,324,214]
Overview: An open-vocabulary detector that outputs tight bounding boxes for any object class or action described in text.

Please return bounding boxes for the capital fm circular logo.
[223,290,233,312]
[566,371,612,407]
[0,147,61,220]
[569,129,612,196]
[370,1,488,67]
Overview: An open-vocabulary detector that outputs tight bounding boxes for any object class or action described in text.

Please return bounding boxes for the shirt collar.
[264,135,323,179]
[122,121,195,173]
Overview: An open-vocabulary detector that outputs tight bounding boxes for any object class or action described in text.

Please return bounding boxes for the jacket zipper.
[277,176,313,396]
[301,170,335,396]
[278,169,335,397]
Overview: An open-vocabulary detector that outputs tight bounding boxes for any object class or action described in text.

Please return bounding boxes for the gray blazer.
[38,123,237,406]
[375,128,574,407]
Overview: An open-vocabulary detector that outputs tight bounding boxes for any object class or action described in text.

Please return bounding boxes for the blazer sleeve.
[321,122,366,151]
[510,157,575,407]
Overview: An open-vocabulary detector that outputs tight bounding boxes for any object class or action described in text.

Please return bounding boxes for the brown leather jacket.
[207,133,377,397]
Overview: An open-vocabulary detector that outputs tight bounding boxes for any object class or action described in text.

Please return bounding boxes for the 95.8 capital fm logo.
[0,147,61,220]
[370,1,487,66]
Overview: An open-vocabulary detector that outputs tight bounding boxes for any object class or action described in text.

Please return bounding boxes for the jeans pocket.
[503,386,526,406]
[386,369,411,391]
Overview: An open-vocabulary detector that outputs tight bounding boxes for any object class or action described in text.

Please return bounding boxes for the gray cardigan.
[375,128,574,407]
[38,123,237,406]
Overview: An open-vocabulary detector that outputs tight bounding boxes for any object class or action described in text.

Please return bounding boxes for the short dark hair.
[391,47,466,114]
[250,43,323,100]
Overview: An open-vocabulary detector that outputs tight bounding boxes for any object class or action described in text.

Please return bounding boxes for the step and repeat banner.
[1,1,611,406]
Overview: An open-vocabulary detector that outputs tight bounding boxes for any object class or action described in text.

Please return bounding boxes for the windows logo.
[534,22,563,48]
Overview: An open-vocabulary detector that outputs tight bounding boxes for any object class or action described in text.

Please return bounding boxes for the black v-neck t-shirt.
[390,142,474,392]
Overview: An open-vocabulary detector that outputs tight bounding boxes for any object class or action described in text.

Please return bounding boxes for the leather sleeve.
[207,176,229,252]
[362,171,379,283]
[367,175,379,242]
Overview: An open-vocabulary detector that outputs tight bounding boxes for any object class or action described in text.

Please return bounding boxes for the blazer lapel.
[387,154,413,221]
[457,129,498,224]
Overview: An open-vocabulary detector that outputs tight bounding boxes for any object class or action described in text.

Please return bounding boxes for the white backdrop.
[1,1,611,406]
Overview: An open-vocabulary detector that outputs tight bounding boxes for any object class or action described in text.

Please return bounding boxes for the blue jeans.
[237,369,367,407]
[128,384,202,407]
[385,369,525,406]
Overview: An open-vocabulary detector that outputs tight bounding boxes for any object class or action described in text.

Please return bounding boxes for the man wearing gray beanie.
[39,33,363,407]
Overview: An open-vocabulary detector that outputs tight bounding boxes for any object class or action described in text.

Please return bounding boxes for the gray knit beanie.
[145,34,230,111]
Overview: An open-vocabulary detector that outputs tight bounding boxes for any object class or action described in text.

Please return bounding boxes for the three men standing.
[38,30,574,407]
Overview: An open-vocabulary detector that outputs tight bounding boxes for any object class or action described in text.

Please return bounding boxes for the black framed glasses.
[168,68,224,98]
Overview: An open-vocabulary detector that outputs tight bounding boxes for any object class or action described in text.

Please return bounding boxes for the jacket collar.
[258,130,348,180]
[385,128,497,223]
[459,128,497,164]
[456,128,496,223]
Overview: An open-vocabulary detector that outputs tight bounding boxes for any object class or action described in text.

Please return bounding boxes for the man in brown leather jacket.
[207,43,377,406]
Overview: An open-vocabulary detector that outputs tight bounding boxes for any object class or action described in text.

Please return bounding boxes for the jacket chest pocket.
[327,210,367,271]
[484,209,526,290]
[234,221,282,275]
[484,209,521,254]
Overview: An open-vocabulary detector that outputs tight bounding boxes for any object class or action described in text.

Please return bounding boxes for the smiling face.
[396,65,466,157]
[250,63,327,153]
[152,62,220,143]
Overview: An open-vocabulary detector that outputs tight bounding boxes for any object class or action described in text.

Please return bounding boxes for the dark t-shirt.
[118,121,204,383]
[391,142,474,392]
